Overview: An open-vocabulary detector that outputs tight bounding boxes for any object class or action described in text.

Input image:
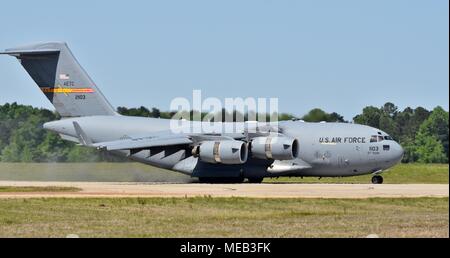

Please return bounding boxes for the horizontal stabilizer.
[0,49,59,55]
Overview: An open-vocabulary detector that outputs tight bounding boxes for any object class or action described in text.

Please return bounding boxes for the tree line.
[0,102,447,163]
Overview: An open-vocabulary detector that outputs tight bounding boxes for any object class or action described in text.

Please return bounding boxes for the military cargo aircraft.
[1,42,404,183]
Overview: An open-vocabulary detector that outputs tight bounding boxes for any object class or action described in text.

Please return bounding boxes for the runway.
[0,181,448,198]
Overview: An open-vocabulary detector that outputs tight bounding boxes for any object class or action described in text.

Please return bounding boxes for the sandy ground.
[0,181,448,198]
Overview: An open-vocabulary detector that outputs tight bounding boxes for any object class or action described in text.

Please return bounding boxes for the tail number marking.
[75,95,86,100]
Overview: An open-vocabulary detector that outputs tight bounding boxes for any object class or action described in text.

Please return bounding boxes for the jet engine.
[250,136,299,160]
[194,140,248,164]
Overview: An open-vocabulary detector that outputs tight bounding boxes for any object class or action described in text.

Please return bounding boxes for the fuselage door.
[337,156,349,168]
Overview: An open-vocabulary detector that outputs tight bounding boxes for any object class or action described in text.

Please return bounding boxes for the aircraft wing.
[72,122,248,151]
[92,135,193,151]
[70,121,192,151]
[91,133,244,151]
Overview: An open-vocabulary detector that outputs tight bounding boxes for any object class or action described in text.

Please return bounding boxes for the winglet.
[73,122,93,146]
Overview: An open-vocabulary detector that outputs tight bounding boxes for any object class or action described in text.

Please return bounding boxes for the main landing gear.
[247,177,264,184]
[371,175,384,184]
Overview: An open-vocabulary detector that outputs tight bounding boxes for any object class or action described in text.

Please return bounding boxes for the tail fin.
[1,42,117,117]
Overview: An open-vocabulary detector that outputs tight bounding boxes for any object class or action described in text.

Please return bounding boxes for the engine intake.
[251,136,299,160]
[195,140,248,164]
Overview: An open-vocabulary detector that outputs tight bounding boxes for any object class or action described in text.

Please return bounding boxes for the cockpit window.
[371,135,390,142]
[370,135,378,143]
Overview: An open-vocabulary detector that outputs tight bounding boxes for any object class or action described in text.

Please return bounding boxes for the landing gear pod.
[195,140,248,164]
[251,136,299,160]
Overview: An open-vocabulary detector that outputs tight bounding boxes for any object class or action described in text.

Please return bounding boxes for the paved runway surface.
[0,181,448,198]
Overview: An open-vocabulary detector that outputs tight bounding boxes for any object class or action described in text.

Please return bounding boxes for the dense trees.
[413,107,448,163]
[353,103,448,163]
[0,103,103,162]
[301,109,346,122]
[0,102,447,163]
[117,106,172,119]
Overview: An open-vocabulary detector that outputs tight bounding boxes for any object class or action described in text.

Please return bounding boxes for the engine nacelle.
[250,136,299,160]
[195,140,248,164]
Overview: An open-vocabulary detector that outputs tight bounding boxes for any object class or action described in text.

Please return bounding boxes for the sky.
[0,0,448,120]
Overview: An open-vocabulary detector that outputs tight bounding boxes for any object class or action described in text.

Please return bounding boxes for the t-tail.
[0,42,117,117]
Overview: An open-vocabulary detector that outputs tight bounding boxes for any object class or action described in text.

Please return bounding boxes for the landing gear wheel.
[247,177,264,183]
[371,175,383,184]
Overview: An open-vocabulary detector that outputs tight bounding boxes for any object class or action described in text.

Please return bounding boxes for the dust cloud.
[0,162,195,183]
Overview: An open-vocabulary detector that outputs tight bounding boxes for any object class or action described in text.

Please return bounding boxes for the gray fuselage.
[44,115,404,179]
[2,41,404,183]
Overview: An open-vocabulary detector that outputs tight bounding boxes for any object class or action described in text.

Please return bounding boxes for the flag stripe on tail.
[41,87,95,93]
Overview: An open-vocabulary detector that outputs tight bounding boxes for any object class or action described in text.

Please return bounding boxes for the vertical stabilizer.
[1,42,117,117]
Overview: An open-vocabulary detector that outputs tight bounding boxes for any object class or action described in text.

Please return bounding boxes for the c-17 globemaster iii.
[1,42,404,184]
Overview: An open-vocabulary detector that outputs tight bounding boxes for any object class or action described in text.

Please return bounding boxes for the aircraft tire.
[247,177,264,183]
[371,175,383,184]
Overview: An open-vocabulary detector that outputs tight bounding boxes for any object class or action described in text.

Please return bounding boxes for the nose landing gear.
[371,175,384,184]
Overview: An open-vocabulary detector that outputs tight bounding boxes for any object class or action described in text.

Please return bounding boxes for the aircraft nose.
[393,142,404,163]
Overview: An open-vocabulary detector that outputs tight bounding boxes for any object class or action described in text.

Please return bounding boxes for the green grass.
[0,162,447,184]
[0,186,81,193]
[264,163,449,184]
[0,197,447,237]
